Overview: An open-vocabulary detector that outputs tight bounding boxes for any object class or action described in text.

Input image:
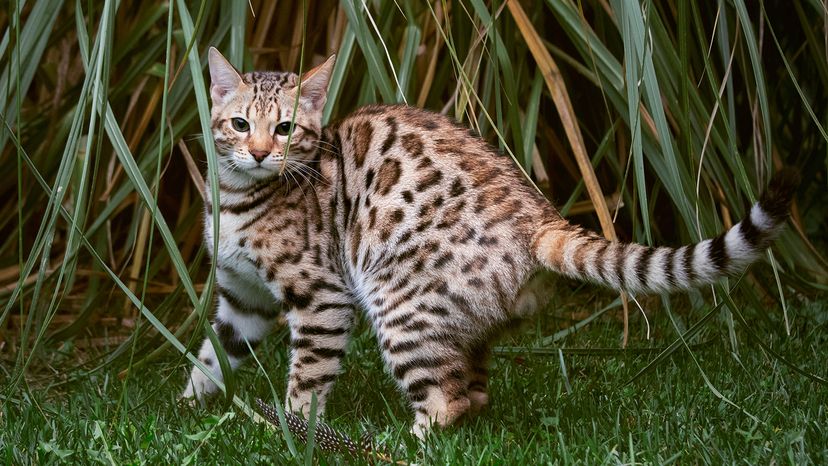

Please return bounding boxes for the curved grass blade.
[623,298,725,386]
[724,292,828,387]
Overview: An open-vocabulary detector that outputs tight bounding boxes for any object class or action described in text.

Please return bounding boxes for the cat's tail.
[533,169,799,294]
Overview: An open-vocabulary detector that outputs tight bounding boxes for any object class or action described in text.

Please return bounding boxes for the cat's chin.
[219,165,278,185]
[246,166,278,178]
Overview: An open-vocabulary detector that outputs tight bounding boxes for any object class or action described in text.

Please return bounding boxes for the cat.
[181,47,798,438]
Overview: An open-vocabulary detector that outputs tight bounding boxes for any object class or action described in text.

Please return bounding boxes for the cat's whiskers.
[218,158,242,177]
[309,139,338,151]
[292,168,326,196]
[287,160,327,185]
[287,165,322,203]
[311,143,338,157]
[313,139,338,150]
[217,162,234,177]
[285,165,311,203]
[285,160,317,186]
[284,161,326,203]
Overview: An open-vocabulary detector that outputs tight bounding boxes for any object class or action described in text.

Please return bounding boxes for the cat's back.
[326,104,551,310]
[329,103,546,221]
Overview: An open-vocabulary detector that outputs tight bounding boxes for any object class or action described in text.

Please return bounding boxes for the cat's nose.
[250,149,270,163]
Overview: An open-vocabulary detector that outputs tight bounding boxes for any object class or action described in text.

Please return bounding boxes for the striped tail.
[534,169,799,294]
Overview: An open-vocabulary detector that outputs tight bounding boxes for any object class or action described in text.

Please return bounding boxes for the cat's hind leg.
[466,342,491,415]
[458,273,555,414]
[373,302,472,438]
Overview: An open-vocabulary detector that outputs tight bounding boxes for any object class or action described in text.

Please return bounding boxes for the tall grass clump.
[1,0,827,446]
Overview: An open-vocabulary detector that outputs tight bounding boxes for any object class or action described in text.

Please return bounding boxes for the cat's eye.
[275,122,293,136]
[231,117,250,132]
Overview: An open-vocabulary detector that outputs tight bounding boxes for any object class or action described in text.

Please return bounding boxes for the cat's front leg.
[181,283,279,400]
[282,282,355,418]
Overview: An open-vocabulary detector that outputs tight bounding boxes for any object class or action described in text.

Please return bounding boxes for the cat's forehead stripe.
[242,71,295,115]
[243,70,294,87]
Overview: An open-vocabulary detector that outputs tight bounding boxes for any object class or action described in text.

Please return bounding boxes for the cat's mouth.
[225,154,285,179]
[248,166,275,177]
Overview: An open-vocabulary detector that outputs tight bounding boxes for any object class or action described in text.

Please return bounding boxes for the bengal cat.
[181,47,797,437]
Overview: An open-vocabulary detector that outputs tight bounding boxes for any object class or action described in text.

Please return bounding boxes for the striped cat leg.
[182,283,279,399]
[466,342,491,415]
[283,282,354,418]
[459,272,552,412]
[375,303,471,438]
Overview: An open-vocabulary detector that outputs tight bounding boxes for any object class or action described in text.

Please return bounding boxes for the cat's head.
[207,47,333,183]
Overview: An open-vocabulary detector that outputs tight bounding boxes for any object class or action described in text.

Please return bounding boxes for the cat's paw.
[467,389,489,415]
[180,367,219,403]
[410,396,470,439]
[443,397,471,425]
[284,394,326,420]
[410,420,431,441]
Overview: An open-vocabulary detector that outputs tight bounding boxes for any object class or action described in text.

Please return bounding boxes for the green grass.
[3,291,827,464]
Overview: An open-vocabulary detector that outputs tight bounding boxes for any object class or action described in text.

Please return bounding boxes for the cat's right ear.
[208,47,242,105]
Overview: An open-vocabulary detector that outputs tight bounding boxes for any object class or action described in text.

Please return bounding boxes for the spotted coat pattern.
[182,49,798,437]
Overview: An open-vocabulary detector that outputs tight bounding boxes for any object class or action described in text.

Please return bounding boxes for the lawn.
[4,288,826,464]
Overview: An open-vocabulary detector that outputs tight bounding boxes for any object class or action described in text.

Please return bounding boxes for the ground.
[3,290,827,464]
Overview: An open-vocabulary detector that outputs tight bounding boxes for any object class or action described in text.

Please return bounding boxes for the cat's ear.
[208,47,243,105]
[298,55,335,110]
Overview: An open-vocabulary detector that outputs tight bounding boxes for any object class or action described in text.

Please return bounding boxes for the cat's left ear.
[208,47,243,105]
[298,55,335,110]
